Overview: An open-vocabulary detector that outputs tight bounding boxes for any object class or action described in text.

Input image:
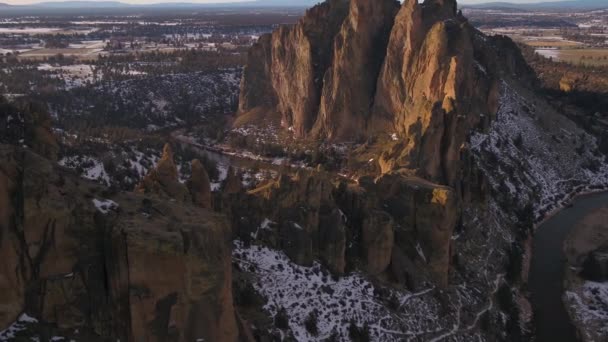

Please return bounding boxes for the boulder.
[581,247,608,282]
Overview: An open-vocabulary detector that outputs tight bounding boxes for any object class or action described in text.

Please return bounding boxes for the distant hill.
[249,0,318,6]
[33,1,130,7]
[0,2,12,6]
[464,0,608,10]
[20,0,317,8]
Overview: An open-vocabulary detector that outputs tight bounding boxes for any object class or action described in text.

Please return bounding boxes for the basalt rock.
[374,172,459,288]
[0,145,240,342]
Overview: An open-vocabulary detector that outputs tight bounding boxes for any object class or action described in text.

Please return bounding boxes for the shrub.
[348,321,370,342]
[274,308,289,330]
[304,310,318,336]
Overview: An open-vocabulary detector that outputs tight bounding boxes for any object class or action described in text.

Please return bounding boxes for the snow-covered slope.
[471,81,608,220]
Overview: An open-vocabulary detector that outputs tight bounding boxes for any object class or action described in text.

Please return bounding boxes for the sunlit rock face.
[0,144,239,342]
[237,0,537,188]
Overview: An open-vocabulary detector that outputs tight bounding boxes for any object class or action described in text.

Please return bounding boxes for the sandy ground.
[564,206,608,265]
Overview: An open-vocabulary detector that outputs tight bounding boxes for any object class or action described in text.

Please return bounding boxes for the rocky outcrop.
[312,0,400,139]
[0,146,25,329]
[232,171,347,275]
[1,98,58,161]
[135,143,190,202]
[238,34,275,114]
[372,0,486,185]
[223,166,243,195]
[354,172,459,288]
[188,159,212,208]
[23,102,59,162]
[263,171,346,274]
[231,169,458,287]
[362,210,394,275]
[0,145,239,342]
[581,246,608,282]
[238,0,349,137]
[238,0,537,188]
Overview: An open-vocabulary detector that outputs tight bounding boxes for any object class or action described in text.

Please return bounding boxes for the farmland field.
[535,48,608,66]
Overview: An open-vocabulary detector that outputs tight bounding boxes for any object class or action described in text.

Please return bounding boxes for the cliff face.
[238,0,533,186]
[312,0,400,139]
[372,0,489,185]
[0,140,239,341]
[238,0,349,137]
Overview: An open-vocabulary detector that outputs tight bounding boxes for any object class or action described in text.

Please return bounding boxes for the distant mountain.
[19,0,317,8]
[0,2,12,6]
[464,0,608,10]
[27,0,322,8]
[248,0,318,6]
[32,1,130,7]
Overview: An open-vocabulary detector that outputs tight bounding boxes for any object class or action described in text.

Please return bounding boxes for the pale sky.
[2,0,254,4]
[0,0,574,6]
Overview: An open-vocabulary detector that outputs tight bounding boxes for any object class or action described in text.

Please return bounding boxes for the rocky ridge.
[0,105,242,341]
[235,0,608,340]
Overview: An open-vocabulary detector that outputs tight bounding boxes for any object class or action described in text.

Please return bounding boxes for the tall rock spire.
[312,0,400,140]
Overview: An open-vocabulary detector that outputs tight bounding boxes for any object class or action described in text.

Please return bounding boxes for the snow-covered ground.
[565,281,608,341]
[92,198,119,214]
[50,69,241,130]
[59,155,111,186]
[0,314,38,341]
[471,82,608,220]
[234,240,502,342]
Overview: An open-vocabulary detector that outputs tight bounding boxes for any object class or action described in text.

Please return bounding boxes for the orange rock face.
[313,0,400,140]
[238,0,536,188]
[0,145,240,342]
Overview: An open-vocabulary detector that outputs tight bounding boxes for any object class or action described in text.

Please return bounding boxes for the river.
[529,191,608,342]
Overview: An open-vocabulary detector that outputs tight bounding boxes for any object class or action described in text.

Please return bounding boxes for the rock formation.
[238,0,536,187]
[581,246,608,282]
[135,143,191,202]
[0,144,240,341]
[312,0,400,139]
[1,98,58,161]
[188,159,212,208]
[362,210,394,275]
[229,169,458,288]
[223,166,243,195]
[242,171,347,275]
